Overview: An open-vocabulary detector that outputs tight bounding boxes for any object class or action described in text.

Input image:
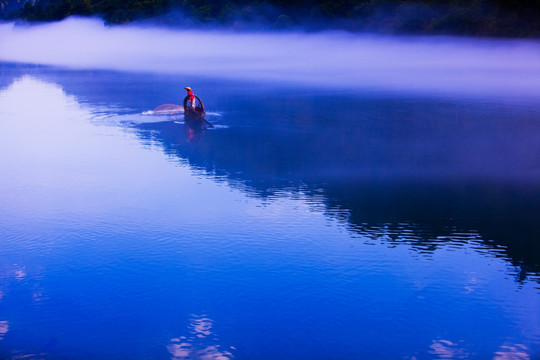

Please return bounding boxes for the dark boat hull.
[183,95,206,122]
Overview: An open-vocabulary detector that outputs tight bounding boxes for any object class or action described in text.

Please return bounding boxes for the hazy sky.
[1,17,539,99]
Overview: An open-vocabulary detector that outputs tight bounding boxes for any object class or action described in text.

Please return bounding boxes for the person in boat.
[183,86,210,125]
[184,86,196,108]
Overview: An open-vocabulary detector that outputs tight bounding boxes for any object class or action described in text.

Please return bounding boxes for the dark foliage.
[1,0,540,37]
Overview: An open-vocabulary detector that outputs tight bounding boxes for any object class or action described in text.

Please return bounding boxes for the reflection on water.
[130,103,540,282]
[429,339,469,359]
[0,321,8,341]
[167,316,235,360]
[493,344,531,360]
[427,340,532,360]
[184,120,208,143]
[0,63,539,359]
[0,265,28,281]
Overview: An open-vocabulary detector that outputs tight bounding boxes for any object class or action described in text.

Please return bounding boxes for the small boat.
[183,95,206,122]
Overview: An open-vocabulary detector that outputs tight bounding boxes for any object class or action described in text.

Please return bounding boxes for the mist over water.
[1,17,540,99]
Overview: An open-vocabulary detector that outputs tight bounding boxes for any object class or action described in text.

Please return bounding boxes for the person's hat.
[184,86,192,91]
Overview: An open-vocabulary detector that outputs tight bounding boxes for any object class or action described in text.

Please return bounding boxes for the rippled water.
[0,63,539,359]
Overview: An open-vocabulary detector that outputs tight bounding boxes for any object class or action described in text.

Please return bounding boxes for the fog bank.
[1,17,540,99]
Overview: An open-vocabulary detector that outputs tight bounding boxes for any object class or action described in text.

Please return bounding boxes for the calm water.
[0,62,539,359]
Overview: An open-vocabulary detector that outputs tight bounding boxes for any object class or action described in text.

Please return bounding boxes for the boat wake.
[94,110,225,131]
[143,103,222,118]
[144,103,184,116]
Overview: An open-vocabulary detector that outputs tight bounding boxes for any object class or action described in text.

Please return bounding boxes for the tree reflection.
[132,117,540,283]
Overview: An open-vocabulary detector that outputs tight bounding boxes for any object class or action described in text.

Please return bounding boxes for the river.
[0,61,539,359]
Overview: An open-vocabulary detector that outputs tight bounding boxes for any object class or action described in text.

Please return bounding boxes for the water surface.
[0,62,539,359]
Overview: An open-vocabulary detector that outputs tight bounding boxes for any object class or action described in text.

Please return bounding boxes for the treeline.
[1,0,540,37]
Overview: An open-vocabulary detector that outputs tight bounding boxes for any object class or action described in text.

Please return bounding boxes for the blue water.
[0,62,539,359]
